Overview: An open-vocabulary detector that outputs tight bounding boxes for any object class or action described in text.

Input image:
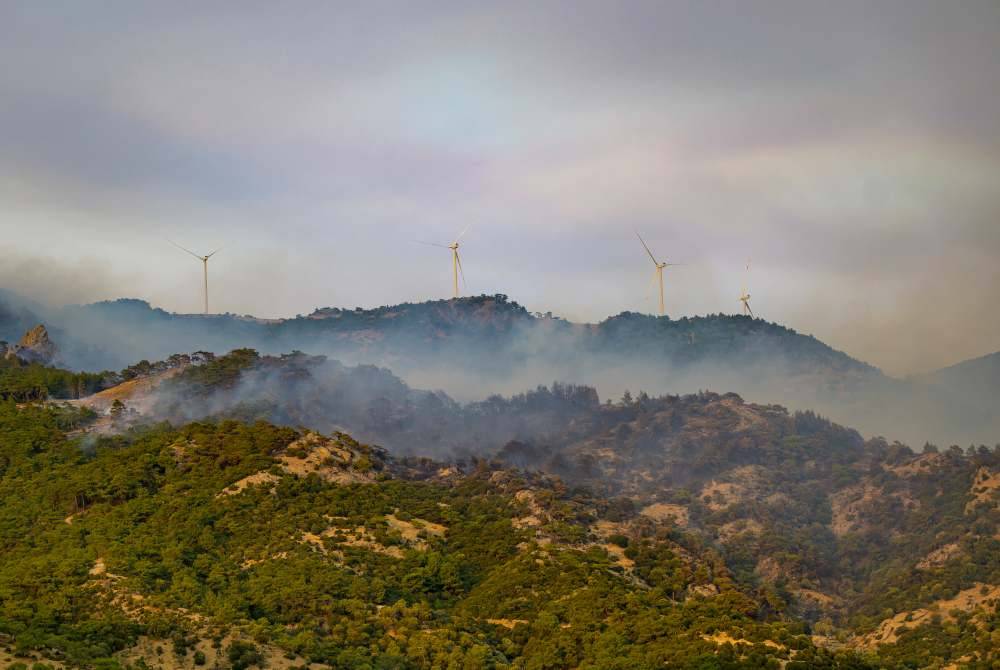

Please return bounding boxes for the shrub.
[608,534,630,548]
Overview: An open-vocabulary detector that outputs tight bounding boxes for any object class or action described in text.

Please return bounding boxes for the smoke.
[0,248,137,309]
[1,282,996,449]
[780,240,1000,377]
[129,333,996,455]
[142,353,602,460]
[130,344,992,481]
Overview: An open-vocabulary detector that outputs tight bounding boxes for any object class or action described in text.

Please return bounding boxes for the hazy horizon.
[2,2,998,376]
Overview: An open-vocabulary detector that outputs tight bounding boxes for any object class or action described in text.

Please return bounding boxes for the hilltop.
[0,292,874,376]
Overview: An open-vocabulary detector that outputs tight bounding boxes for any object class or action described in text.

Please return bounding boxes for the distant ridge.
[917,350,1000,392]
[0,290,996,446]
[1,292,880,375]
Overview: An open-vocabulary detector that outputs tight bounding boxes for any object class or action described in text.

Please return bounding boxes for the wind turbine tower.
[420,226,469,298]
[449,241,460,298]
[739,259,754,317]
[635,232,680,316]
[170,241,222,314]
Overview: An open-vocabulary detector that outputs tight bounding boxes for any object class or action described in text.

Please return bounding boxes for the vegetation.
[0,346,997,668]
[5,294,878,381]
[0,403,884,669]
[0,352,207,403]
[0,356,106,402]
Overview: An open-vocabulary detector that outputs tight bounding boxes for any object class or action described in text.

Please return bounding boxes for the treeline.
[0,357,106,401]
[0,352,210,403]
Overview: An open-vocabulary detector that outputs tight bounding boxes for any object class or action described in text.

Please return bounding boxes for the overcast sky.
[1,1,998,375]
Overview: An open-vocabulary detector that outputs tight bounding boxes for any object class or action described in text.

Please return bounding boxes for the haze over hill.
[1,291,996,448]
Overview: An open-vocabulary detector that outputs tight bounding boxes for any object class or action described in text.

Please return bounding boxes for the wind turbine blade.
[456,251,467,288]
[634,231,659,265]
[205,247,223,258]
[415,240,450,249]
[168,239,203,260]
[455,225,471,242]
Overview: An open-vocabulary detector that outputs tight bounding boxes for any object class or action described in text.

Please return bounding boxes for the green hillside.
[0,401,878,670]
[0,349,998,669]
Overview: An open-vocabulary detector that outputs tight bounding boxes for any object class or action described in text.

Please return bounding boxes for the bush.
[227,641,264,670]
[608,534,630,548]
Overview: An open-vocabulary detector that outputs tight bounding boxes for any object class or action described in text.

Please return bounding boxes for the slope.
[60,349,1000,666]
[0,402,877,669]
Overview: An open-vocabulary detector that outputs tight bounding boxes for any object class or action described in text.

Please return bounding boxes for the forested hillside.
[0,402,879,669]
[1,345,997,667]
[494,392,1000,653]
[0,293,874,384]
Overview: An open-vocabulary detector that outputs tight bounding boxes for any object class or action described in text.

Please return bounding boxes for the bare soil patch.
[640,502,689,526]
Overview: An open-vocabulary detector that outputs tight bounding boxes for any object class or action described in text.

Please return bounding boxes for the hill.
[920,351,1000,393]
[494,393,1000,640]
[1,402,887,669]
[909,352,1000,442]
[38,348,1000,667]
[0,293,873,378]
[0,290,995,446]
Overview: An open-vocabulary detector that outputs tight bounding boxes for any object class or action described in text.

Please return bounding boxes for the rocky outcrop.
[3,324,58,365]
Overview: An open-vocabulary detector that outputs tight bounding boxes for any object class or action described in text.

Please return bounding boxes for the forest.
[0,402,881,669]
[0,349,997,668]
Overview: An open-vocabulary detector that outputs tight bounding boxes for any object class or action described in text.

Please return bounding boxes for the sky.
[1,1,998,376]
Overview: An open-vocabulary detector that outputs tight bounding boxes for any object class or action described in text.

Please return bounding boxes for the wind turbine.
[170,241,222,314]
[635,231,681,316]
[418,226,469,298]
[739,259,754,318]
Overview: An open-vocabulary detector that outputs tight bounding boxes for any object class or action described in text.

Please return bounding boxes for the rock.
[5,324,58,365]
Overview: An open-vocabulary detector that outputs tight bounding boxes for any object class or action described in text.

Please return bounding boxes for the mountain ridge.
[0,292,880,373]
[0,290,996,447]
